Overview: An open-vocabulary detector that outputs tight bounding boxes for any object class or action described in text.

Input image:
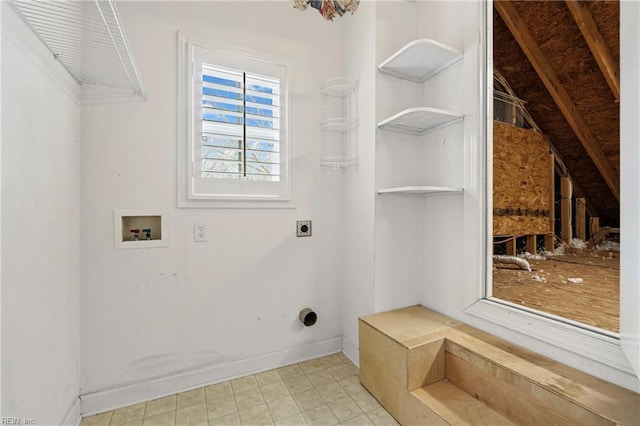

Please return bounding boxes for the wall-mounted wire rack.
[8,0,145,103]
[321,78,359,170]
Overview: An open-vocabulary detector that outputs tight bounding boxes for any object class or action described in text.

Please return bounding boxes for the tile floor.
[81,353,398,426]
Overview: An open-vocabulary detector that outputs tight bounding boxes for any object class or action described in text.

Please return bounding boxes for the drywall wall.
[342,1,376,363]
[1,3,81,423]
[79,1,349,412]
[373,0,422,313]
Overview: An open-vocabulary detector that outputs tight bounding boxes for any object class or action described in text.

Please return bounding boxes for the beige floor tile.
[277,364,304,380]
[342,360,358,372]
[231,375,258,394]
[274,412,307,426]
[318,354,344,369]
[145,395,177,418]
[205,382,233,401]
[336,353,352,364]
[177,388,205,409]
[327,365,356,382]
[238,403,273,425]
[81,411,113,426]
[291,388,325,412]
[234,387,265,411]
[350,392,381,413]
[256,370,283,387]
[298,359,325,375]
[208,411,241,426]
[340,414,374,426]
[206,395,237,419]
[327,397,363,422]
[306,370,335,388]
[111,403,146,425]
[338,377,366,396]
[266,396,299,421]
[365,408,398,426]
[119,420,143,426]
[260,382,290,402]
[175,403,207,425]
[315,382,348,404]
[301,405,339,426]
[283,375,314,395]
[142,411,176,426]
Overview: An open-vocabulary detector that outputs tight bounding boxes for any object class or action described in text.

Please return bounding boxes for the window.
[178,34,291,206]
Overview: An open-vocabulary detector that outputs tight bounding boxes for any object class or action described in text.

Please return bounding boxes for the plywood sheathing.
[493,121,551,236]
[493,2,619,224]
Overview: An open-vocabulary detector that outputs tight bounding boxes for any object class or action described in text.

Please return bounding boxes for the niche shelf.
[321,78,359,169]
[377,107,463,136]
[114,209,167,249]
[377,186,463,196]
[378,39,462,82]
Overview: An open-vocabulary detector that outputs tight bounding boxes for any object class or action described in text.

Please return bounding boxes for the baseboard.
[341,336,359,367]
[80,337,342,416]
[61,396,82,426]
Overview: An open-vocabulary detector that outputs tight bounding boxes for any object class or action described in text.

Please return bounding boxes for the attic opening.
[489,0,620,334]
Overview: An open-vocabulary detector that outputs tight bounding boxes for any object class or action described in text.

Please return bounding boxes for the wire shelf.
[321,78,358,170]
[9,0,145,103]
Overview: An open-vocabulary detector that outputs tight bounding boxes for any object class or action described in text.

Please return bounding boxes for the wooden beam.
[526,235,537,254]
[505,238,516,256]
[546,153,556,252]
[575,197,586,240]
[561,177,572,243]
[565,0,620,101]
[494,1,620,201]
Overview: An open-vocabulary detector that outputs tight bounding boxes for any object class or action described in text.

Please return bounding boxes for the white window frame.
[178,32,293,208]
[460,1,639,391]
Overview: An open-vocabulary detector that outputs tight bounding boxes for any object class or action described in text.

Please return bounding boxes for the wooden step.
[412,380,516,425]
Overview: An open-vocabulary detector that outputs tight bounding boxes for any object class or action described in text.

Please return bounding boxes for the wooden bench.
[359,305,638,425]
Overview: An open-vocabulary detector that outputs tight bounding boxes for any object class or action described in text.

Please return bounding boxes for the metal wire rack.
[9,0,145,102]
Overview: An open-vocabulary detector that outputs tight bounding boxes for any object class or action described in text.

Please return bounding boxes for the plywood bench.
[359,305,639,425]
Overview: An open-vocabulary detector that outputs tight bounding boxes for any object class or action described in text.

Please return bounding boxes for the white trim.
[1,2,81,103]
[619,0,640,378]
[61,397,82,426]
[80,337,342,416]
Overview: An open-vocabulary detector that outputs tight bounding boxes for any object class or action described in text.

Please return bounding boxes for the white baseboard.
[61,396,82,426]
[80,337,342,416]
[341,337,359,367]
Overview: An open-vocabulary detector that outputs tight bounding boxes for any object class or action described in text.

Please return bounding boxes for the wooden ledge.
[359,305,639,425]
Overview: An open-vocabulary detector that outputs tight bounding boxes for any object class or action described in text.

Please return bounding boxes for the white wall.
[79,1,349,413]
[1,3,81,423]
[342,1,376,363]
[373,1,422,313]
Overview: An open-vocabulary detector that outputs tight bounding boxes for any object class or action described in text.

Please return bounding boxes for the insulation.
[493,121,551,236]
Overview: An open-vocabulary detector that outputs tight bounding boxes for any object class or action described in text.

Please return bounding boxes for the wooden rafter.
[564,0,620,101]
[495,0,620,201]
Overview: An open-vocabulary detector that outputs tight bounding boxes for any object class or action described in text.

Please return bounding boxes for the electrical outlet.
[194,223,207,242]
[297,220,312,237]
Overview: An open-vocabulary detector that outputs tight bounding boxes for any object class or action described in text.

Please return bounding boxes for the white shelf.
[377,107,463,135]
[378,39,462,82]
[321,118,359,132]
[321,78,358,97]
[377,186,463,195]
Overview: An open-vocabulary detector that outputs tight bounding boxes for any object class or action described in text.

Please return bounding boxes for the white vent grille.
[9,0,145,101]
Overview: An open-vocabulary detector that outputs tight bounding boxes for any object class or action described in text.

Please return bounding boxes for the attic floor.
[492,250,619,333]
[80,353,396,426]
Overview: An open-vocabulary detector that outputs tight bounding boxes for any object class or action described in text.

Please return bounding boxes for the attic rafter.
[564,0,620,101]
[494,0,620,202]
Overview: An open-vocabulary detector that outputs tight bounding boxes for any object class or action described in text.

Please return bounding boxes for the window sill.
[464,298,636,377]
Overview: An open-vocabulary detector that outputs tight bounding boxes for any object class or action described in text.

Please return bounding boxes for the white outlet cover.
[194,223,207,242]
